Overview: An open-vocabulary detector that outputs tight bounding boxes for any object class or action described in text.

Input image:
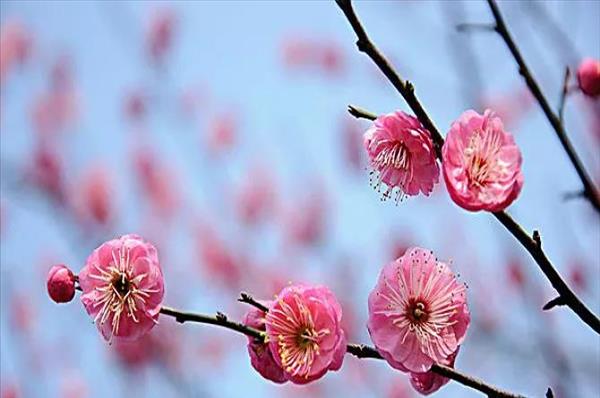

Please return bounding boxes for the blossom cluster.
[364,109,524,212]
[48,232,469,395]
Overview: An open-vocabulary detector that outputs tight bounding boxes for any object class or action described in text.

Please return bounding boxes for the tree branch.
[335,0,600,334]
[159,306,264,341]
[238,292,269,312]
[160,304,524,398]
[334,0,444,158]
[486,0,600,213]
[557,67,570,125]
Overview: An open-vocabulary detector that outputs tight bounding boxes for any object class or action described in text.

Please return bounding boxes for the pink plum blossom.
[577,58,600,97]
[78,234,164,342]
[243,302,287,383]
[442,109,523,212]
[364,111,439,202]
[47,264,76,303]
[368,247,469,373]
[265,284,346,384]
[409,348,459,395]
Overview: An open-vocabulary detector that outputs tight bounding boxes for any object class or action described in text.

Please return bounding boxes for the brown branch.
[238,292,269,312]
[159,306,264,341]
[336,0,600,335]
[558,67,570,125]
[348,104,377,121]
[334,0,444,158]
[160,303,524,398]
[486,0,600,213]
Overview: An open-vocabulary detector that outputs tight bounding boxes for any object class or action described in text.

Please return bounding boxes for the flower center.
[369,140,413,204]
[112,272,131,296]
[407,300,428,324]
[464,130,502,187]
[374,141,410,171]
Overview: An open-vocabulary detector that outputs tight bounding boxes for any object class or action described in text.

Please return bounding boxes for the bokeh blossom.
[265,284,346,384]
[79,234,164,342]
[577,58,600,98]
[364,111,439,202]
[442,109,523,212]
[243,302,287,383]
[368,247,469,373]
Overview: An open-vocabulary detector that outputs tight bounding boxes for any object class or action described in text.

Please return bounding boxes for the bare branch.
[558,67,571,125]
[238,292,269,312]
[486,0,600,213]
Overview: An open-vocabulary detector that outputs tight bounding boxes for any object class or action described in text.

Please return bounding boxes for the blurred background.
[1,1,599,397]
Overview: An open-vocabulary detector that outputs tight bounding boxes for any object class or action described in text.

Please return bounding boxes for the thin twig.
[336,0,600,334]
[334,0,444,158]
[456,22,496,33]
[486,0,600,213]
[159,304,524,398]
[348,104,377,121]
[238,292,269,312]
[558,67,570,125]
[159,306,264,341]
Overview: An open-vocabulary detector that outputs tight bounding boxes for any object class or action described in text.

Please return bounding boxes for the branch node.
[404,80,415,94]
[543,296,566,311]
[532,230,541,248]
[216,311,227,322]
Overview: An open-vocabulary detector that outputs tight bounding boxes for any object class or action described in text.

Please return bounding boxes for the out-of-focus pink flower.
[386,378,412,398]
[113,322,180,370]
[147,8,175,65]
[47,264,76,303]
[26,143,65,203]
[195,223,241,289]
[568,260,587,293]
[207,112,237,154]
[60,372,88,398]
[368,247,469,373]
[281,37,345,76]
[265,284,346,384]
[134,147,180,219]
[235,166,276,226]
[1,383,20,398]
[283,187,327,248]
[31,55,79,138]
[481,88,534,129]
[442,110,523,212]
[409,348,459,395]
[0,19,32,85]
[73,165,113,226]
[340,117,364,172]
[10,293,35,333]
[320,42,344,75]
[506,257,526,290]
[79,234,164,342]
[364,111,439,201]
[281,37,313,69]
[124,90,147,122]
[577,58,600,97]
[243,302,287,383]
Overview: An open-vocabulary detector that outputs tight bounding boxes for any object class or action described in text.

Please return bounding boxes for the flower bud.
[47,264,76,303]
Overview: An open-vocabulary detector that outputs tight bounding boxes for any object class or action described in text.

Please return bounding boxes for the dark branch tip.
[543,296,566,311]
[532,230,541,248]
